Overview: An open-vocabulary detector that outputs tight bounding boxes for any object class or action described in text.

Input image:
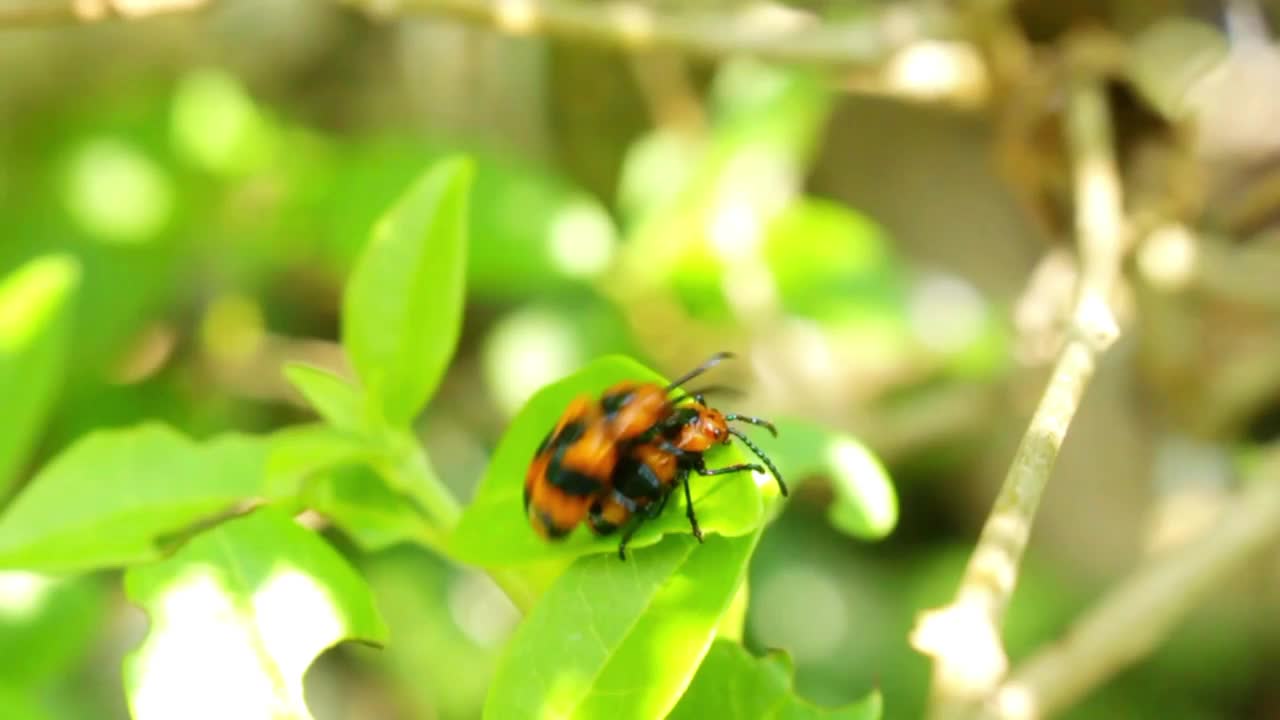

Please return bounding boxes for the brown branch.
[912,39,1126,719]
[983,448,1280,720]
[0,0,210,27]
[338,0,954,71]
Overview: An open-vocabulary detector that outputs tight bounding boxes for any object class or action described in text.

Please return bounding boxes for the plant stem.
[983,450,1280,720]
[913,45,1125,719]
[338,0,948,70]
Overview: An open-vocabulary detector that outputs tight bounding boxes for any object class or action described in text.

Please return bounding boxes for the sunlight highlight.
[0,255,79,353]
[130,570,287,720]
[825,438,897,535]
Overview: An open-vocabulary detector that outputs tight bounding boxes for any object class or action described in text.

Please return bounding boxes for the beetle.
[523,352,787,556]
[588,392,787,559]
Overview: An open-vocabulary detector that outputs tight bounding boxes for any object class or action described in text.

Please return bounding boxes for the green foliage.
[0,254,79,495]
[0,424,268,572]
[768,420,898,540]
[669,640,882,720]
[0,573,104,688]
[485,532,760,720]
[448,355,769,566]
[283,364,365,433]
[342,156,474,426]
[122,508,387,720]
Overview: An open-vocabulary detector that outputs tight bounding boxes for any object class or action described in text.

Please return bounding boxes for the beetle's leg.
[682,473,702,542]
[617,492,674,560]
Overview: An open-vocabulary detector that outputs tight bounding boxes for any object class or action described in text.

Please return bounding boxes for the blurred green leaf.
[716,579,749,642]
[354,550,511,720]
[0,424,268,572]
[669,640,882,720]
[264,424,376,495]
[617,61,833,317]
[123,508,386,720]
[769,420,897,541]
[0,255,79,496]
[304,465,433,552]
[342,156,473,426]
[0,685,51,720]
[763,200,905,323]
[485,532,758,720]
[283,363,364,433]
[0,572,103,687]
[448,356,766,566]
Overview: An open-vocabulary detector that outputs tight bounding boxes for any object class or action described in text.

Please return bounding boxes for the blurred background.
[5,0,1280,718]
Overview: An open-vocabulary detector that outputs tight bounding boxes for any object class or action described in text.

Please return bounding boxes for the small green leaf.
[449,355,767,566]
[123,508,386,720]
[769,420,897,541]
[304,464,434,551]
[485,531,759,720]
[669,640,882,720]
[265,424,376,495]
[0,254,80,495]
[283,363,364,432]
[0,424,269,572]
[341,156,474,426]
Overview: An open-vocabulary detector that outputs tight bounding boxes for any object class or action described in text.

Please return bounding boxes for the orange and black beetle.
[524,352,787,558]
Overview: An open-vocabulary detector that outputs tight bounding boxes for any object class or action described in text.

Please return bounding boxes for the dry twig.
[912,44,1126,719]
[0,0,209,26]
[984,448,1280,720]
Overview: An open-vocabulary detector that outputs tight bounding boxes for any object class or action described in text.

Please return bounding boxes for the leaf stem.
[913,40,1126,718]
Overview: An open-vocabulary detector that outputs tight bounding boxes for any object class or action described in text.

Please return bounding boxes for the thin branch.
[912,45,1125,718]
[339,0,953,70]
[983,448,1280,720]
[0,0,210,27]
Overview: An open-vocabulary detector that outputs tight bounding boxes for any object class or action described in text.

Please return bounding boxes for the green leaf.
[341,156,474,426]
[0,685,52,720]
[0,254,80,496]
[123,508,386,720]
[448,355,767,566]
[0,424,269,572]
[264,424,376,495]
[304,464,434,551]
[668,639,882,720]
[283,363,364,432]
[485,531,759,720]
[768,420,897,541]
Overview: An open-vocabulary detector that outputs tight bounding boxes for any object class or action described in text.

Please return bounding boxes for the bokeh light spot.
[483,308,581,417]
[908,271,988,355]
[171,68,274,175]
[0,571,55,620]
[548,201,617,278]
[64,138,174,243]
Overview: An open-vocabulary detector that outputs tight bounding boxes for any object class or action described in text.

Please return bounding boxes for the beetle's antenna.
[728,427,787,496]
[725,413,777,437]
[671,385,744,405]
[664,351,734,392]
